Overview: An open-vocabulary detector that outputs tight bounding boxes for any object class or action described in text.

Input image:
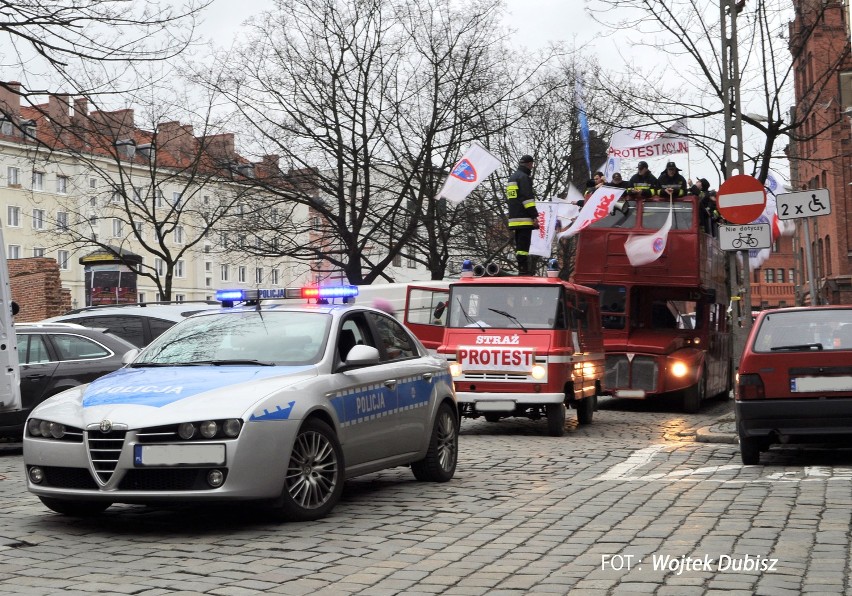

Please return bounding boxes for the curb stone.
[695,414,738,444]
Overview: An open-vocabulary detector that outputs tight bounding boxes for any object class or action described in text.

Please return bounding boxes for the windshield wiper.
[456,297,484,331]
[487,308,527,332]
[130,362,197,368]
[770,343,824,351]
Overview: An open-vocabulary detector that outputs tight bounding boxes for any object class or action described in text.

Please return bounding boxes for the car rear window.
[753,309,852,352]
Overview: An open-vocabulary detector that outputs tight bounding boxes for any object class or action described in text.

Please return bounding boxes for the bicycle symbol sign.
[777,189,831,220]
[719,224,772,252]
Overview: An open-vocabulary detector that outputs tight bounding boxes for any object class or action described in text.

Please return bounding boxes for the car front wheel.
[39,497,111,516]
[411,402,458,482]
[271,418,344,522]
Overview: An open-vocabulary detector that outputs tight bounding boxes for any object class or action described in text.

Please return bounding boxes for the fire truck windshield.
[641,201,695,229]
[448,285,564,329]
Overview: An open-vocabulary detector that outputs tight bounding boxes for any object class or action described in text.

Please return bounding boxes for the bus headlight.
[449,363,462,377]
[671,361,689,378]
[531,364,546,379]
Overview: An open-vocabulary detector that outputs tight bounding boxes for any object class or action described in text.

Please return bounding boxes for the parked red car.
[736,306,852,464]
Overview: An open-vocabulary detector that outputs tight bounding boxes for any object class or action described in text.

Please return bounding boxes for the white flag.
[529,201,559,257]
[555,184,584,227]
[624,202,673,266]
[438,144,502,204]
[556,186,626,239]
[603,156,620,182]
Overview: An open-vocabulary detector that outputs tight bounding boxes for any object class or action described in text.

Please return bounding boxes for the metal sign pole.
[802,217,817,304]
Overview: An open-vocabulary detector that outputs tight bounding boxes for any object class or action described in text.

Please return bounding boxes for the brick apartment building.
[765,0,852,307]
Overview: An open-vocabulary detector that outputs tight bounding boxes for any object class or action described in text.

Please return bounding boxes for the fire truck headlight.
[531,364,546,379]
[671,361,689,378]
[692,337,701,345]
[449,363,463,377]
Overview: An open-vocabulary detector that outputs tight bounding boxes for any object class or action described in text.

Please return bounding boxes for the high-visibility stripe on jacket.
[506,166,537,228]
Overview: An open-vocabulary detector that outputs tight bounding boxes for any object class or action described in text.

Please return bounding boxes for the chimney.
[48,94,71,128]
[156,121,195,157]
[0,81,22,118]
[203,133,235,161]
[73,97,88,120]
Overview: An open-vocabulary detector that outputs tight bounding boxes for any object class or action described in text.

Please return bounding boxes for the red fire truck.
[405,261,604,436]
[572,195,733,412]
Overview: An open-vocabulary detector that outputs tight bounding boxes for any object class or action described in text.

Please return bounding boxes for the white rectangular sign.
[776,189,831,220]
[718,223,772,251]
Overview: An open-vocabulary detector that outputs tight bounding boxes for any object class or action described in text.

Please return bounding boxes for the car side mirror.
[340,344,380,369]
[121,348,141,365]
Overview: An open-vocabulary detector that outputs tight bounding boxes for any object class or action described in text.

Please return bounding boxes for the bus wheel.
[546,404,566,437]
[683,376,705,413]
[576,396,594,425]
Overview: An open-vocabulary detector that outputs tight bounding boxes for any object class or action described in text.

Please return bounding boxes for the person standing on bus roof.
[506,154,539,275]
[610,172,630,189]
[658,161,688,199]
[628,161,659,199]
[584,171,605,198]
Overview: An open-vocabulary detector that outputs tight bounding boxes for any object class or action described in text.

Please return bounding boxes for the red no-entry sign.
[716,175,767,224]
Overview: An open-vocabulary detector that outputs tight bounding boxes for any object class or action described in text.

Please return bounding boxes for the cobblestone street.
[2,398,851,595]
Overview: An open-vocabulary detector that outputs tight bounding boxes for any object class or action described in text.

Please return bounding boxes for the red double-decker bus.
[571,195,733,412]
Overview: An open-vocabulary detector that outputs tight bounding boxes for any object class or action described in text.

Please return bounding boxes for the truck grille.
[459,372,529,381]
[86,430,127,484]
[606,355,658,392]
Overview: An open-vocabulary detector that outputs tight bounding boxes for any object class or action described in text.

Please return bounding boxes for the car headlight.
[178,422,196,440]
[449,363,462,377]
[26,418,69,440]
[27,418,42,437]
[49,422,66,439]
[671,361,689,378]
[199,420,218,439]
[223,419,241,437]
[531,364,546,379]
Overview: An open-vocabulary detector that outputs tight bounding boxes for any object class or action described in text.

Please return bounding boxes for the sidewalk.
[695,411,738,444]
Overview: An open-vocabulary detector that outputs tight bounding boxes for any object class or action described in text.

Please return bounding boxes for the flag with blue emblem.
[439,143,502,204]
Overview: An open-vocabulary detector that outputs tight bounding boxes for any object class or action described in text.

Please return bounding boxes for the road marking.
[594,446,852,484]
[595,445,668,480]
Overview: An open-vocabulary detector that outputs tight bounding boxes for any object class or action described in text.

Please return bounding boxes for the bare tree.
[203,0,561,284]
[585,0,848,182]
[16,83,272,301]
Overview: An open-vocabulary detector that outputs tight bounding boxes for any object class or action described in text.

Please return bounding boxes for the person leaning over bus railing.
[689,178,720,235]
[628,161,659,199]
[658,161,688,200]
[610,172,630,189]
[584,171,605,198]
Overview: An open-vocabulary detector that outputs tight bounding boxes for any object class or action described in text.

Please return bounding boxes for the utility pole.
[720,0,753,362]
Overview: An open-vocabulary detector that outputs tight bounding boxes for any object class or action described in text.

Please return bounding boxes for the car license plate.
[134,444,226,467]
[791,376,852,393]
[476,400,515,412]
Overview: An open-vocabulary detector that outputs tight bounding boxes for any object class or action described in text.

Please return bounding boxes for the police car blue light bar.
[215,289,258,302]
[216,286,358,304]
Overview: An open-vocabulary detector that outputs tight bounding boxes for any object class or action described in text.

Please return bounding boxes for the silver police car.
[23,286,458,521]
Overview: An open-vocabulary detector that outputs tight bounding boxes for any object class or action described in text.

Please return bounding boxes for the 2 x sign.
[776,189,831,220]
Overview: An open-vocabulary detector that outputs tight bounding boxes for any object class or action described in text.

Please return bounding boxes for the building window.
[154,258,165,276]
[271,269,279,285]
[156,189,164,207]
[7,206,20,227]
[112,218,123,237]
[32,209,45,230]
[238,266,246,283]
[89,177,97,189]
[133,186,142,203]
[175,260,185,278]
[110,191,121,204]
[255,267,263,284]
[56,211,68,230]
[789,268,795,284]
[155,293,162,302]
[221,264,229,281]
[56,176,68,194]
[138,292,145,303]
[205,261,212,272]
[174,225,184,244]
[776,269,785,283]
[175,294,185,302]
[220,232,228,248]
[205,277,212,288]
[31,171,43,191]
[90,196,97,207]
[407,256,416,268]
[133,221,143,236]
[32,247,45,257]
[7,245,20,259]
[0,120,12,136]
[7,167,19,186]
[392,254,402,267]
[764,269,775,283]
[172,191,182,206]
[57,250,69,270]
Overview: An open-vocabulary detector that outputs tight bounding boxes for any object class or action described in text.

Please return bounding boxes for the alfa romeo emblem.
[99,419,112,433]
